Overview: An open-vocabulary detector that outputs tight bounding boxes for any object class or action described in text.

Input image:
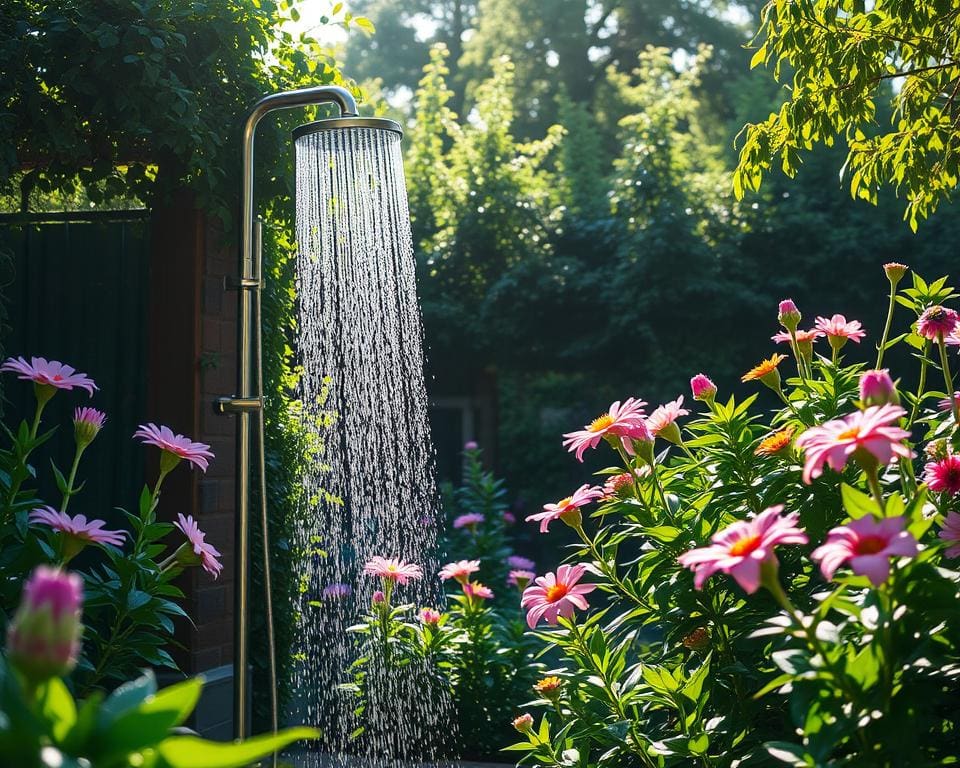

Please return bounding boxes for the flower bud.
[690,374,717,405]
[372,590,386,605]
[778,299,801,333]
[463,440,479,451]
[512,713,534,734]
[7,567,83,683]
[883,262,908,286]
[73,407,106,449]
[859,369,899,408]
[419,607,441,625]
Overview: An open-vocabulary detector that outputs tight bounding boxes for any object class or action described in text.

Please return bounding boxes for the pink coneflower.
[419,607,442,625]
[508,569,536,589]
[859,369,898,407]
[134,423,214,472]
[29,506,126,548]
[923,455,960,495]
[939,512,960,558]
[794,404,913,484]
[778,299,801,331]
[526,484,602,533]
[73,407,106,448]
[939,392,960,412]
[438,559,481,583]
[507,555,536,571]
[811,516,918,586]
[690,374,717,404]
[453,512,485,531]
[174,513,223,578]
[322,583,353,600]
[771,329,823,345]
[562,398,650,462]
[916,305,959,341]
[814,314,866,350]
[521,564,596,628]
[677,506,808,594]
[362,556,423,585]
[463,581,494,600]
[646,396,689,445]
[0,356,97,396]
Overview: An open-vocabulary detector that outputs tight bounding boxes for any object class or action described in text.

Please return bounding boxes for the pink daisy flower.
[507,555,536,571]
[134,423,214,472]
[463,582,494,600]
[794,404,913,484]
[453,512,485,531]
[646,396,689,442]
[939,392,960,412]
[562,398,650,462]
[916,305,959,341]
[938,512,960,558]
[526,483,602,533]
[690,374,717,403]
[521,564,596,628]
[811,516,918,586]
[507,569,536,588]
[29,506,126,548]
[419,607,442,625]
[677,506,808,594]
[814,314,866,347]
[322,583,353,600]
[0,356,97,396]
[923,455,960,495]
[438,559,481,583]
[362,556,423,585]
[771,329,823,345]
[174,513,223,578]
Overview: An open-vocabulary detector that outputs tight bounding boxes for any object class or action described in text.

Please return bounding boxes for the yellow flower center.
[589,413,614,432]
[837,426,860,441]
[545,583,570,602]
[557,496,572,509]
[728,534,761,557]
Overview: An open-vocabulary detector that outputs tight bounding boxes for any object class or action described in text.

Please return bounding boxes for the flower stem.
[615,445,650,515]
[59,445,86,513]
[876,287,898,369]
[864,465,886,513]
[908,343,930,426]
[937,336,959,426]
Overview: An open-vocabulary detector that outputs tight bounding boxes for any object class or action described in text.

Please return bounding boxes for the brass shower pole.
[215,85,359,745]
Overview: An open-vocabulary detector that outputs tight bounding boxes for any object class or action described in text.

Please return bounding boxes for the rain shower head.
[292,116,403,139]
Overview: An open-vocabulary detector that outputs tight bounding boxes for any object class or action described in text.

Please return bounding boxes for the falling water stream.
[288,126,455,765]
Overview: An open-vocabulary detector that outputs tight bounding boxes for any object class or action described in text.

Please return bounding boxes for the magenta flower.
[438,559,481,584]
[419,607,442,625]
[938,512,960,558]
[134,423,214,472]
[690,374,717,403]
[372,590,386,604]
[916,305,959,341]
[29,507,126,556]
[811,516,918,586]
[815,314,866,351]
[6,567,83,682]
[677,506,808,594]
[562,398,650,462]
[778,299,801,331]
[508,569,536,589]
[939,392,960,412]
[923,454,960,495]
[464,440,479,450]
[363,556,423,585]
[526,483,602,533]
[503,511,516,524]
[0,356,97,396]
[73,407,107,447]
[174,513,223,578]
[794,405,913,484]
[322,583,353,600]
[463,581,494,600]
[859,369,898,407]
[453,512,485,531]
[521,564,596,628]
[647,396,689,444]
[507,555,536,571]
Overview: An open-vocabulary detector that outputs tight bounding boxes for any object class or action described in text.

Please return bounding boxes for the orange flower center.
[837,426,861,441]
[545,583,570,602]
[856,535,887,555]
[589,413,614,432]
[557,496,573,509]
[728,534,762,557]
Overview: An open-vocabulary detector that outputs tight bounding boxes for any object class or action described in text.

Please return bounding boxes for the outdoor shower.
[214,84,405,745]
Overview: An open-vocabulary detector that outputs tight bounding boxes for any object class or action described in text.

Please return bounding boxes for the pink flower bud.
[73,407,106,449]
[883,262,908,285]
[7,567,83,682]
[419,607,441,625]
[859,369,899,407]
[512,713,534,734]
[690,374,717,404]
[778,299,801,332]
[372,590,386,604]
[463,440,479,451]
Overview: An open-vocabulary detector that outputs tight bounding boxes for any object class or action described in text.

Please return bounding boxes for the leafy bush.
[504,265,960,765]
[0,355,223,692]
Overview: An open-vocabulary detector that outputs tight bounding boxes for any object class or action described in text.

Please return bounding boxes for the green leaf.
[156,728,320,767]
[98,670,157,727]
[38,678,76,742]
[840,483,878,518]
[100,678,203,757]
